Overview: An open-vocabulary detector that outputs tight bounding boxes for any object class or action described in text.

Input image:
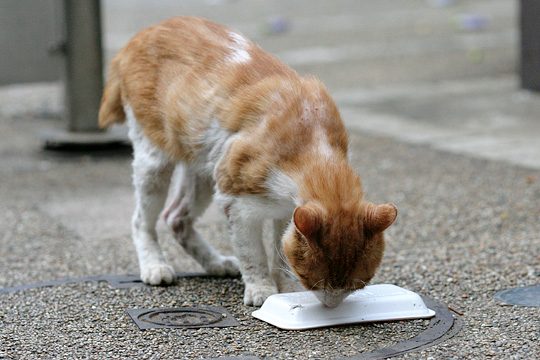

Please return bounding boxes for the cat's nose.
[323,298,342,308]
[314,289,350,308]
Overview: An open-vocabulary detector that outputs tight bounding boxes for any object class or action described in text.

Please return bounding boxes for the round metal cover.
[494,285,540,307]
[141,308,224,327]
[126,306,240,330]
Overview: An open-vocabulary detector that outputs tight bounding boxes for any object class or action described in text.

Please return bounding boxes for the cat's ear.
[364,203,398,233]
[293,205,321,240]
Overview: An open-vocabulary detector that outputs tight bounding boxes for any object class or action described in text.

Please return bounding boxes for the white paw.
[140,263,176,285]
[204,256,241,277]
[243,283,278,306]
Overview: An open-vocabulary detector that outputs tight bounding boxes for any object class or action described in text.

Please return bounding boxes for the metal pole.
[63,0,103,132]
[520,0,540,91]
[43,0,127,149]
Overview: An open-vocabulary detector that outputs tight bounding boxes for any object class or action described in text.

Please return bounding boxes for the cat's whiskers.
[326,282,335,291]
[274,242,289,265]
[279,267,298,281]
[271,240,299,280]
[310,278,326,291]
[352,278,368,289]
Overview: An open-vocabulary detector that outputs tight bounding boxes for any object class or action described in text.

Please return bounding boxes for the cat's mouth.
[313,289,352,308]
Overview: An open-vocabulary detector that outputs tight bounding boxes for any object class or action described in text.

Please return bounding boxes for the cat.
[99,16,397,307]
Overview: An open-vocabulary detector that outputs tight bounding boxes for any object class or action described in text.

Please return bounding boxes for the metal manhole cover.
[126,306,239,330]
[494,285,540,307]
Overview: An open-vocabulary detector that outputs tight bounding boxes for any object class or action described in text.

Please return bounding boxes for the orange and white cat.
[99,17,397,307]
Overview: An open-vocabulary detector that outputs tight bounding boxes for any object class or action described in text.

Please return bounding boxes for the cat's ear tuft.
[293,205,321,240]
[364,203,398,233]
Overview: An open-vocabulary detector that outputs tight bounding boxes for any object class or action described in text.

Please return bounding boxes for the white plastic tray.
[252,284,435,330]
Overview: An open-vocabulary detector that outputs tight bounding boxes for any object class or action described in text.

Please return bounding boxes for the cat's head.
[283,201,397,308]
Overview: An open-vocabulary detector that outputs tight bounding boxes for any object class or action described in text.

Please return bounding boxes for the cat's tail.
[98,56,125,128]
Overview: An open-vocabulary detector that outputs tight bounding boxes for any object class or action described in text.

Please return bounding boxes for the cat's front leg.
[228,202,277,306]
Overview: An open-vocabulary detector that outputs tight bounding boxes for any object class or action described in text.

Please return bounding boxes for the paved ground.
[1,0,539,359]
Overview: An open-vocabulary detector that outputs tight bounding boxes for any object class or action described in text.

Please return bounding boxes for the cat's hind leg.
[127,107,175,285]
[163,165,239,276]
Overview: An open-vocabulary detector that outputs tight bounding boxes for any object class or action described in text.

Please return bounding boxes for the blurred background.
[0,0,539,167]
[0,0,523,86]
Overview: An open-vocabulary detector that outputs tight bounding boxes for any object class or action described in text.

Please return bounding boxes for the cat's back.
[110,16,292,160]
[120,16,234,71]
[111,17,234,159]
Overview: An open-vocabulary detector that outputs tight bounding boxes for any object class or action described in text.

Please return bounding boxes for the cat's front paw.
[243,282,278,306]
[204,256,240,277]
[140,263,176,285]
